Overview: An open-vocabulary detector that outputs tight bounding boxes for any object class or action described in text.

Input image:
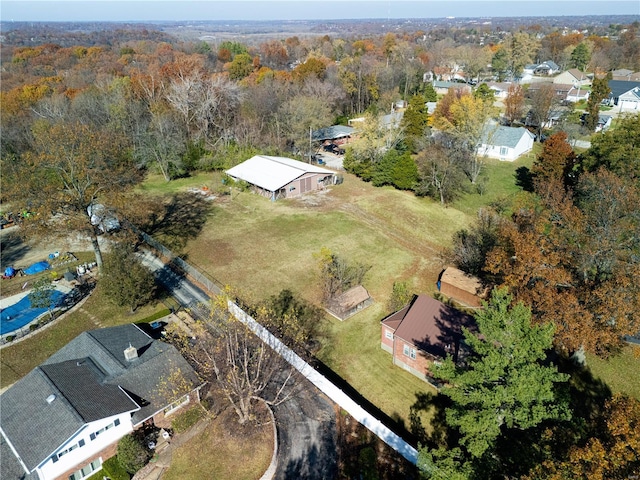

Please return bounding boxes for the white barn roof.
[225,155,333,192]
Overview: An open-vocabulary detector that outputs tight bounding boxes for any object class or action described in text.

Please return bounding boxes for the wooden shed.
[326,285,373,321]
[438,267,487,308]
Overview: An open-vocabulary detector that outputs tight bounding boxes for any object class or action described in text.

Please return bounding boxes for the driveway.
[273,377,337,480]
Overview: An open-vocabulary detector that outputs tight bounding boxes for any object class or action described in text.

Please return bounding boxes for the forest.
[1,17,639,479]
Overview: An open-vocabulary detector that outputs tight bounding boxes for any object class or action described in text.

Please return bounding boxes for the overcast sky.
[1,1,638,22]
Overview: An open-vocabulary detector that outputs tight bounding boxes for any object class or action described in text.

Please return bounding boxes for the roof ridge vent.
[124,343,138,362]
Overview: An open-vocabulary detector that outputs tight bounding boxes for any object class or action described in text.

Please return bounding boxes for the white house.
[565,86,590,103]
[0,324,202,480]
[617,86,640,112]
[477,126,535,161]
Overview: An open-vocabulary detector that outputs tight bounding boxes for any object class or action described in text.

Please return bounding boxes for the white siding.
[36,413,133,480]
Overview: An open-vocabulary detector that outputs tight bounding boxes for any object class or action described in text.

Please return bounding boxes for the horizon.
[1,1,639,23]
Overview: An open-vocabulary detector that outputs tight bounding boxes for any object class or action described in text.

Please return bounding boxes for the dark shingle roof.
[608,80,640,99]
[312,125,354,142]
[0,324,200,474]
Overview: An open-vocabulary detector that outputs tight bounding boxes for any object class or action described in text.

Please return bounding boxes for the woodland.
[1,17,639,479]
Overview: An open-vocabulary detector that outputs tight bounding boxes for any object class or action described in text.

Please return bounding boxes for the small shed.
[438,267,487,308]
[326,285,373,321]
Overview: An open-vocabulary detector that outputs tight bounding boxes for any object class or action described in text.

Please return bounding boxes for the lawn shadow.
[514,166,534,192]
[144,192,214,251]
[310,357,419,446]
[409,390,451,448]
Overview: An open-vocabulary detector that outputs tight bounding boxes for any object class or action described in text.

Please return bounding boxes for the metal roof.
[225,155,333,192]
[312,125,354,142]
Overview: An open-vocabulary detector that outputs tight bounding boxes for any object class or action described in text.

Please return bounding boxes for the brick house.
[381,295,476,385]
[0,324,203,480]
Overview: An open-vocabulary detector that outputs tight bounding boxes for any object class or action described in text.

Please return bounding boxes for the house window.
[403,345,416,359]
[164,394,190,415]
[403,344,410,356]
[410,348,417,360]
[68,458,102,480]
[385,329,393,340]
[499,146,508,156]
[90,418,120,441]
[57,439,85,459]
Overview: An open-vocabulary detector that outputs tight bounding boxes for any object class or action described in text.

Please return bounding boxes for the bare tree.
[504,83,525,126]
[166,296,300,425]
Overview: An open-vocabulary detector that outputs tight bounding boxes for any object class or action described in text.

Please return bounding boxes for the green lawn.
[586,344,640,400]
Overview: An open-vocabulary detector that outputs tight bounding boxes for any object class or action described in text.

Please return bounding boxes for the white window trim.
[385,329,393,340]
[68,457,102,480]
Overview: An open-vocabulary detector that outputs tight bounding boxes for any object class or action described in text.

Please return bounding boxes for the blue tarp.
[0,290,66,335]
[23,261,50,275]
[4,266,15,277]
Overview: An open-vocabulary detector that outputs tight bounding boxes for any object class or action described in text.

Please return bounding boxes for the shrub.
[101,457,130,480]
[117,433,149,474]
[29,323,40,331]
[172,405,205,433]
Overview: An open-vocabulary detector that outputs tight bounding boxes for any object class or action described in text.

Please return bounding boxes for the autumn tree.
[28,276,56,319]
[530,131,576,192]
[419,289,570,478]
[100,243,157,313]
[450,208,503,276]
[315,247,371,303]
[387,280,412,313]
[2,121,141,271]
[504,83,525,125]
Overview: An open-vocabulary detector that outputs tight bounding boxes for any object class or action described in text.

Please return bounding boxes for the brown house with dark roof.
[380,294,476,385]
[438,267,488,308]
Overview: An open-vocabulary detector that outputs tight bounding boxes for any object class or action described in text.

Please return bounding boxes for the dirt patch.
[335,405,420,479]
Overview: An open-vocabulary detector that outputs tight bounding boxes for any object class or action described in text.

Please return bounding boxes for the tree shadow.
[409,390,451,449]
[310,357,418,446]
[0,229,31,268]
[515,166,534,192]
[143,192,214,252]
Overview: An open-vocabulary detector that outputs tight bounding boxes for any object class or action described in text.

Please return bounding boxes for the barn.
[225,155,335,201]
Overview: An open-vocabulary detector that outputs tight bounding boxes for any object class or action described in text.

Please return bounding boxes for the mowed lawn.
[586,345,640,400]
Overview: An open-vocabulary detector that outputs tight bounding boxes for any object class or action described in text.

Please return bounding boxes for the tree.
[529,84,559,141]
[580,114,640,183]
[279,94,332,161]
[423,83,438,102]
[371,149,418,190]
[28,276,56,319]
[117,433,149,474]
[420,289,570,476]
[136,107,187,181]
[401,94,430,153]
[583,75,610,132]
[100,243,157,313]
[450,208,503,276]
[315,247,371,303]
[167,294,300,425]
[227,52,254,80]
[472,83,494,103]
[570,43,591,71]
[415,139,468,204]
[491,47,509,81]
[387,280,412,313]
[2,121,141,271]
[531,131,576,192]
[504,83,525,125]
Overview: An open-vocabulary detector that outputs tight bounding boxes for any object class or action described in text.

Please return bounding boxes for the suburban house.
[605,80,640,111]
[553,68,591,87]
[477,125,535,161]
[485,81,512,98]
[225,155,335,201]
[437,267,488,308]
[527,82,574,102]
[534,60,560,76]
[582,113,613,132]
[0,324,202,480]
[326,285,373,321]
[565,86,590,103]
[380,294,476,384]
[432,80,471,95]
[611,69,640,81]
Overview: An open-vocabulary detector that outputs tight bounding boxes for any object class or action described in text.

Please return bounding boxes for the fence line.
[140,233,419,466]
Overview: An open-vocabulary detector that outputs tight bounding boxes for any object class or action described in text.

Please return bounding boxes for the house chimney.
[124,344,138,362]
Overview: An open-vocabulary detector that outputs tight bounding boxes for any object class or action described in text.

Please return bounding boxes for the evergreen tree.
[570,43,590,71]
[423,83,438,102]
[419,289,570,477]
[401,94,430,153]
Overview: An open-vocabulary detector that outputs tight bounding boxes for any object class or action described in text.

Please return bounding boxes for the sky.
[1,0,638,22]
